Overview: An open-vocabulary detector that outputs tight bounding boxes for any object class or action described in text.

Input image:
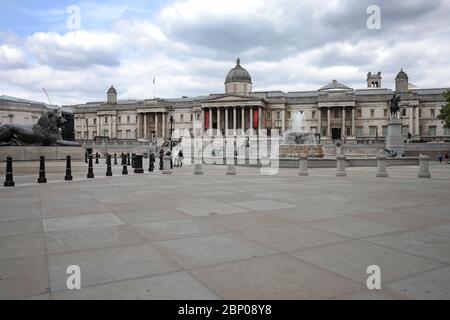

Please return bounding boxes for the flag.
[153,76,155,84]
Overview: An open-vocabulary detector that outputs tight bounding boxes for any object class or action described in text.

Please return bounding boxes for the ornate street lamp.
[169,105,174,151]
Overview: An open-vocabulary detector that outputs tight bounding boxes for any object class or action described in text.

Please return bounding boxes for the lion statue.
[0,109,80,146]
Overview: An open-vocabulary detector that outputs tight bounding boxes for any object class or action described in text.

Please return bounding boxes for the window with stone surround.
[286,111,291,119]
[334,110,339,118]
[402,109,407,117]
[346,127,351,136]
[369,126,377,136]
[444,127,450,136]
[355,126,363,136]
[311,111,316,119]
[384,109,388,118]
[357,109,362,118]
[382,126,388,136]
[428,126,436,136]
[430,109,435,118]
[370,109,375,117]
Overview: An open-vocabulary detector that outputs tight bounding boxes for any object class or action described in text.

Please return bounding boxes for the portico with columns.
[136,108,168,140]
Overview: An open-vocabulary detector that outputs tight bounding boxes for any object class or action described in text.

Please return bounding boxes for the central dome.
[225,58,252,84]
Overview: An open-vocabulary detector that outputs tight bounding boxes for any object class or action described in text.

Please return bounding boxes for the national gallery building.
[70,59,449,143]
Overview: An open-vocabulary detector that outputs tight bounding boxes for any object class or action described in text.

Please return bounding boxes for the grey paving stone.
[45,225,147,254]
[236,224,347,252]
[351,211,449,229]
[365,230,450,264]
[0,255,49,299]
[0,218,42,237]
[114,208,191,224]
[305,216,403,238]
[133,218,226,241]
[155,233,276,269]
[176,203,251,217]
[204,212,291,231]
[47,243,181,292]
[0,233,45,260]
[261,206,343,223]
[52,271,220,300]
[387,266,450,299]
[43,213,125,232]
[191,254,361,299]
[290,240,442,284]
[232,199,297,211]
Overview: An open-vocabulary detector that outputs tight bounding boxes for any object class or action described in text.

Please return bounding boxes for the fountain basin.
[279,144,324,158]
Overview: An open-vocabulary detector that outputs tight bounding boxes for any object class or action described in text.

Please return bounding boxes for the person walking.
[437,152,443,163]
[445,152,449,164]
[178,149,184,167]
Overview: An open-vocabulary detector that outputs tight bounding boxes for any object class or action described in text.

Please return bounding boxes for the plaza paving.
[1,160,450,299]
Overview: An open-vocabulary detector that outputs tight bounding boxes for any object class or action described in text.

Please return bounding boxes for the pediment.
[204,94,258,102]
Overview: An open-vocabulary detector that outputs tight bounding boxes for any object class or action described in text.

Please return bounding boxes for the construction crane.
[42,88,52,105]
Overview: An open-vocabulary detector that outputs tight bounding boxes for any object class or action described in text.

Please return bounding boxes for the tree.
[437,90,450,129]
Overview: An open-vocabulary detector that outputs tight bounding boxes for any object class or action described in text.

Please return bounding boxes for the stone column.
[225,107,229,136]
[81,117,85,140]
[155,113,158,138]
[327,108,331,137]
[249,107,253,135]
[109,115,112,138]
[415,106,420,135]
[281,109,286,133]
[162,113,166,139]
[318,108,322,136]
[201,108,205,135]
[136,114,141,138]
[97,116,100,137]
[209,108,212,136]
[144,113,147,139]
[233,107,237,136]
[351,107,355,136]
[409,106,414,136]
[193,111,196,137]
[241,107,245,133]
[217,107,221,135]
[342,107,346,138]
[258,107,262,131]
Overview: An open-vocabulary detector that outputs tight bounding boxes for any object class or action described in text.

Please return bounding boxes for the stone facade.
[69,60,450,143]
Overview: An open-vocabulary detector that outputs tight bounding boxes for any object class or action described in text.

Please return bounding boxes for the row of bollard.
[2,154,432,187]
[297,155,431,178]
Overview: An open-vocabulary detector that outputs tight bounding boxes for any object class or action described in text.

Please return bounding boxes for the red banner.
[204,111,209,129]
[253,110,259,129]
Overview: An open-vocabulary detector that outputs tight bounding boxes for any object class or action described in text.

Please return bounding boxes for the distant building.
[0,95,75,141]
[63,59,449,142]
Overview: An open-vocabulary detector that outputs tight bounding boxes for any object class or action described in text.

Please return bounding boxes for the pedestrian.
[445,152,449,164]
[178,149,184,167]
[437,152,443,163]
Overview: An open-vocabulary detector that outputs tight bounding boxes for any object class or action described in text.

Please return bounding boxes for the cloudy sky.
[0,0,449,105]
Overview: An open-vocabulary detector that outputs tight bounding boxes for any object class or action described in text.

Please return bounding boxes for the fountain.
[279,111,324,158]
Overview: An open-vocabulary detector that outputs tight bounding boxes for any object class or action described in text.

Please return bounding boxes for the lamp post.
[169,105,174,152]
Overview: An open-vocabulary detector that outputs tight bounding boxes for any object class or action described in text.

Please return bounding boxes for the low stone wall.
[84,144,155,155]
[0,146,84,161]
[405,142,450,158]
[279,144,324,158]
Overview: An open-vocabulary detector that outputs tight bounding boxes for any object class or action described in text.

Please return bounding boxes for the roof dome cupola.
[395,69,409,92]
[225,58,252,95]
[107,85,117,104]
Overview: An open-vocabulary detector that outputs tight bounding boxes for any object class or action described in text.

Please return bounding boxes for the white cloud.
[0,45,28,70]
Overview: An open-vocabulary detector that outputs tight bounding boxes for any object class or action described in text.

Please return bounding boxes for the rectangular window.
[93,118,97,125]
[118,116,121,124]
[322,127,327,136]
[311,111,316,119]
[127,116,130,123]
[276,112,280,120]
[117,130,122,139]
[369,126,377,136]
[190,114,193,121]
[266,112,271,120]
[402,109,407,117]
[357,109,362,118]
[286,111,291,119]
[334,110,339,118]
[444,127,450,136]
[180,114,184,122]
[384,109,388,118]
[356,126,363,136]
[402,126,409,135]
[126,130,131,138]
[105,117,108,124]
[346,127,351,136]
[428,126,436,136]
[370,109,375,118]
[382,126,388,136]
[430,109,435,118]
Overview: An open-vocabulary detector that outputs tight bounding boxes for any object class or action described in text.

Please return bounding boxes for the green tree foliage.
[437,90,450,128]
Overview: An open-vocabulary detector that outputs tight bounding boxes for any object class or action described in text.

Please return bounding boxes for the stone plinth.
[0,146,84,161]
[386,119,404,157]
[279,144,324,158]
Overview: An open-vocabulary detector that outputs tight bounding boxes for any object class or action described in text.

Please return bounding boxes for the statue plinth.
[0,146,84,161]
[386,119,404,157]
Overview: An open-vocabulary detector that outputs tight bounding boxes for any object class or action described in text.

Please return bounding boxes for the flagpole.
[153,76,156,99]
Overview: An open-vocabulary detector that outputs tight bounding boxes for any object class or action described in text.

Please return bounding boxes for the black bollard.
[131,153,136,168]
[87,154,94,178]
[134,155,144,173]
[121,153,126,165]
[84,152,88,163]
[105,153,109,165]
[37,156,47,183]
[95,152,99,164]
[149,155,155,172]
[3,156,15,187]
[106,154,113,176]
[122,154,128,175]
[65,155,73,181]
[114,153,117,165]
[127,153,131,166]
